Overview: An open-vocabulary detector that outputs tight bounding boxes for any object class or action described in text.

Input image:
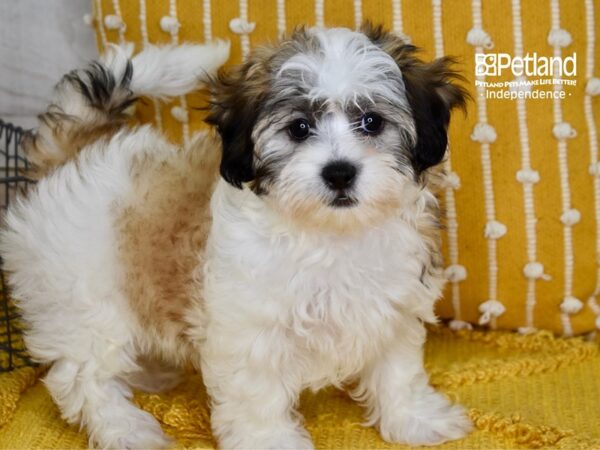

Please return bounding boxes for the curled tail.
[22,41,230,178]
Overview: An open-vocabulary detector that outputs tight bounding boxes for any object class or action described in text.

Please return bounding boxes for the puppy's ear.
[363,22,469,173]
[206,56,271,188]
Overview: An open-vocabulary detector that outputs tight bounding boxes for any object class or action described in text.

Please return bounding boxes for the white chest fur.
[203,181,443,388]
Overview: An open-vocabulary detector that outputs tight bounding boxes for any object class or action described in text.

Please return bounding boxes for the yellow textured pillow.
[91,0,600,336]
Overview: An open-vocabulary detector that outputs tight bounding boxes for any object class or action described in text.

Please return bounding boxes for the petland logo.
[476,53,576,77]
[475,52,577,100]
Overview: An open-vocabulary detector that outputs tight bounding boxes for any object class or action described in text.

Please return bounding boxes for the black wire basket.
[0,119,34,371]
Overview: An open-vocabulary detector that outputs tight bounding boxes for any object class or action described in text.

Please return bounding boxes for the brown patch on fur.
[116,132,221,364]
[22,115,125,179]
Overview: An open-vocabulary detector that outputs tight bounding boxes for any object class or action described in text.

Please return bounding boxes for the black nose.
[321,161,357,190]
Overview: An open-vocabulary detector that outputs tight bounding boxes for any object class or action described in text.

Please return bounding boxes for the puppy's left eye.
[360,113,384,135]
[288,118,311,141]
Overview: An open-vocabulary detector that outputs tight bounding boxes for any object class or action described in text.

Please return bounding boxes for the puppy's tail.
[22,41,230,178]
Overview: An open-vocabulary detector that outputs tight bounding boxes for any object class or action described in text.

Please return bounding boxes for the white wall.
[0,0,97,129]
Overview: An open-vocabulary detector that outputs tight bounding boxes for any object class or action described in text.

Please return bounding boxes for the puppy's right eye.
[288,119,311,141]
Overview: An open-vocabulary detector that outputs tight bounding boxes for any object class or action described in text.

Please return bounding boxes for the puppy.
[1,24,471,449]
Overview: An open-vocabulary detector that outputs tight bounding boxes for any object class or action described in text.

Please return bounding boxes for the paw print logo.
[475,53,497,77]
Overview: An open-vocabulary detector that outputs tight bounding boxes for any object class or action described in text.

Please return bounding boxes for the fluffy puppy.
[1,24,471,449]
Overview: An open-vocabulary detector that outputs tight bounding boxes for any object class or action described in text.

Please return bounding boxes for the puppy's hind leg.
[30,279,171,448]
[44,346,173,449]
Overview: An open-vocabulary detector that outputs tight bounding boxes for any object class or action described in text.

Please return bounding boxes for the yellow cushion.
[1,328,599,449]
[90,0,600,335]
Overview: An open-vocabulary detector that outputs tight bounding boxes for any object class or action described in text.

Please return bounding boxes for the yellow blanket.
[1,327,598,449]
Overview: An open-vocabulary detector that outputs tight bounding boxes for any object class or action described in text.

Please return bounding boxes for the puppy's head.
[207,23,467,233]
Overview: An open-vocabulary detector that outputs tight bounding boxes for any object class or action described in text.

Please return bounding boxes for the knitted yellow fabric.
[89,0,600,335]
[0,328,599,449]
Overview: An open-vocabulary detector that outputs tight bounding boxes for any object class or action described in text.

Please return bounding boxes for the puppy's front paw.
[379,392,472,446]
[220,428,314,450]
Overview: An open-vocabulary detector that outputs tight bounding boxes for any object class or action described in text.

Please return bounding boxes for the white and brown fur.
[1,24,470,449]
